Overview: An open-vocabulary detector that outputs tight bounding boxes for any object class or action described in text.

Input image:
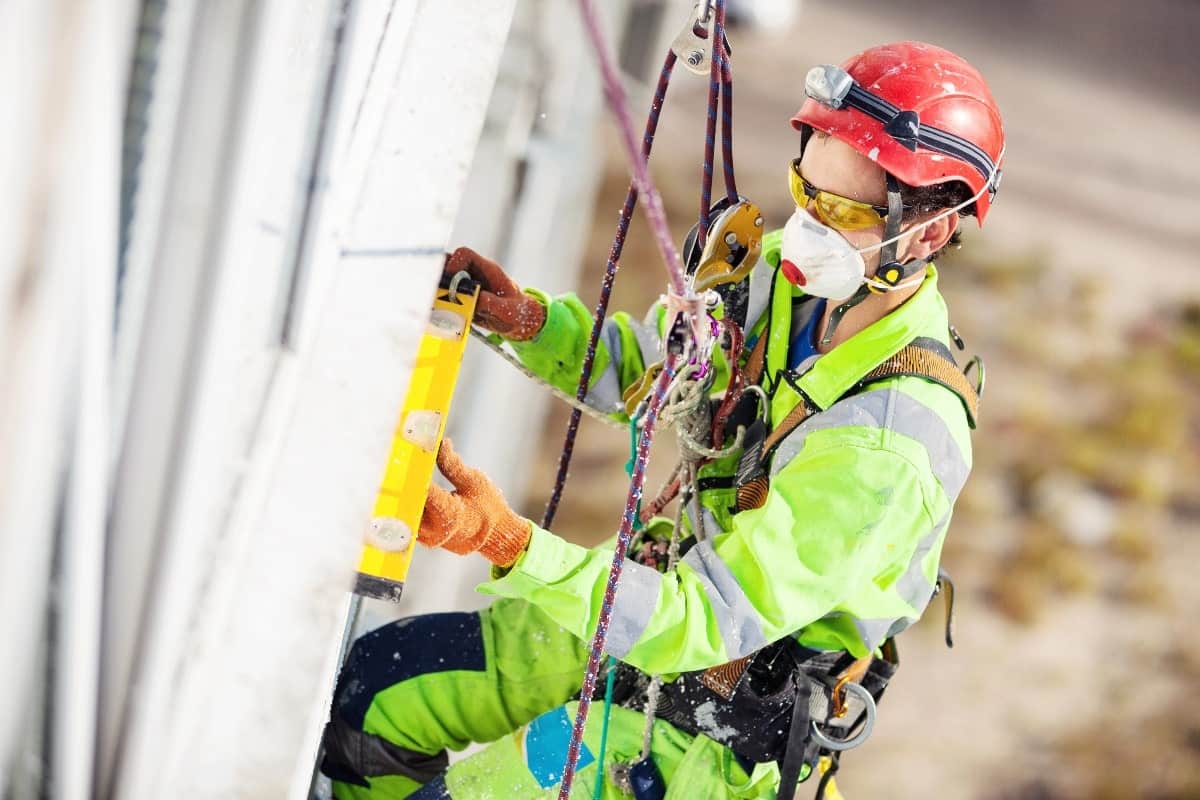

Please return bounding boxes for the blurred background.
[478,1,1200,797]
[3,0,1198,797]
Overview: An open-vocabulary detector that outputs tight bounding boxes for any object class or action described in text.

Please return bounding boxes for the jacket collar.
[787,266,950,410]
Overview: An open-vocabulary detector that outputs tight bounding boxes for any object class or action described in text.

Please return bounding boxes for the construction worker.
[321,41,1005,799]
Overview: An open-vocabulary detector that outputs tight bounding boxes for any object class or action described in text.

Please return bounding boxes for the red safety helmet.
[791,41,1005,224]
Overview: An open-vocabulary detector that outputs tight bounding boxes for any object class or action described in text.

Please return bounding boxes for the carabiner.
[810,682,875,751]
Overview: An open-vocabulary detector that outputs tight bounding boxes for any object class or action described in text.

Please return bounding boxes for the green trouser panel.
[439,702,775,800]
[329,598,777,799]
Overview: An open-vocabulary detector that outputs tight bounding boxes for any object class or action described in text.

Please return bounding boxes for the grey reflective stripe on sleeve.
[604,560,663,659]
[680,540,768,659]
[892,392,970,501]
[770,387,970,503]
[853,616,897,653]
[631,314,663,366]
[893,511,950,612]
[583,323,628,413]
[771,389,890,475]
[682,502,721,542]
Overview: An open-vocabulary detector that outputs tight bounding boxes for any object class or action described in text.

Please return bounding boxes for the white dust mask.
[778,209,867,300]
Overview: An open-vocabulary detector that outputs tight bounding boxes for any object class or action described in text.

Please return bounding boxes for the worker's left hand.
[418,438,533,567]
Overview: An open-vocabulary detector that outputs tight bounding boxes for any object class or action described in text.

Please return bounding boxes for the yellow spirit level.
[354,274,479,601]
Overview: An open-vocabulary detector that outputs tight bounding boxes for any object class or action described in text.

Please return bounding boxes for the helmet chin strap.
[820,175,926,347]
[870,174,929,292]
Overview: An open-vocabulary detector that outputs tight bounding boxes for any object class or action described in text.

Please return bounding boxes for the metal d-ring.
[810,682,876,751]
[446,270,472,304]
[963,354,986,399]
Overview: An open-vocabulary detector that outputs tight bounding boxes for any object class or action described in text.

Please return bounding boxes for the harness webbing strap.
[735,336,977,512]
[742,330,769,387]
[858,336,979,427]
[776,678,814,800]
[761,393,817,455]
[772,337,977,454]
[698,654,751,700]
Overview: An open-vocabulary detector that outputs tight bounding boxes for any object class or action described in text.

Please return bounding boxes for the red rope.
[554,2,737,795]
[540,50,678,531]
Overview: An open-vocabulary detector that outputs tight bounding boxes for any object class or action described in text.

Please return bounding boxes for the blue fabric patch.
[524,707,594,790]
[788,297,827,370]
[407,775,451,799]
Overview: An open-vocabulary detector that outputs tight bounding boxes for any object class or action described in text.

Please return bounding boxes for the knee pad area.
[333,612,486,729]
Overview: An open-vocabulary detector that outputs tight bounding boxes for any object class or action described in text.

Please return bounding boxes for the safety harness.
[602,312,979,799]
[734,331,980,515]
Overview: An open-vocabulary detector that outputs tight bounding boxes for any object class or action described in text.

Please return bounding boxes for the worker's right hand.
[417,438,533,567]
[444,246,546,341]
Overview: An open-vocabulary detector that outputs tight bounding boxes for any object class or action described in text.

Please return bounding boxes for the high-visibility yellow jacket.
[479,231,974,673]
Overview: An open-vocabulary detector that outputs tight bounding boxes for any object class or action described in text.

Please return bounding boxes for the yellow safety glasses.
[788,158,895,231]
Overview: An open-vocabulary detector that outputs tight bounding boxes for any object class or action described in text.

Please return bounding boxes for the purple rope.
[540,51,678,531]
[556,359,677,800]
[577,0,688,297]
[553,3,743,794]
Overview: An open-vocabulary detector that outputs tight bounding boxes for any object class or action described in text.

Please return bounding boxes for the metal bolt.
[687,51,703,66]
[754,215,763,227]
[724,232,738,246]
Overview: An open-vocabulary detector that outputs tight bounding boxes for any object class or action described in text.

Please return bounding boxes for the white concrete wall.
[0,1,136,795]
[98,1,517,798]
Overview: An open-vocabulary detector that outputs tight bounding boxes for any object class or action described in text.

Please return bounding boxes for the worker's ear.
[903,212,958,262]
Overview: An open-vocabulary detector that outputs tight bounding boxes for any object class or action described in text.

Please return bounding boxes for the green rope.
[591,656,618,800]
[625,416,643,530]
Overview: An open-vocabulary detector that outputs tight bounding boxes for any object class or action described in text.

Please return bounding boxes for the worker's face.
[797,132,954,273]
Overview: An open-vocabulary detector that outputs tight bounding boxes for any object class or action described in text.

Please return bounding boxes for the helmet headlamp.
[803,65,854,110]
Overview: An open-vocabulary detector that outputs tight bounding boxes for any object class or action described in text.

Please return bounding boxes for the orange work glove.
[443,246,546,341]
[418,439,533,567]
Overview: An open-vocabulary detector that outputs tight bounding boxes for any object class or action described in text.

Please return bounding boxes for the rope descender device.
[353,272,479,602]
[688,198,763,293]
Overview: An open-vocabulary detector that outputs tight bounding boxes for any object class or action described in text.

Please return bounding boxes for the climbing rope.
[698,0,736,246]
[540,47,677,529]
[553,2,739,796]
[542,0,737,529]
[557,358,678,800]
